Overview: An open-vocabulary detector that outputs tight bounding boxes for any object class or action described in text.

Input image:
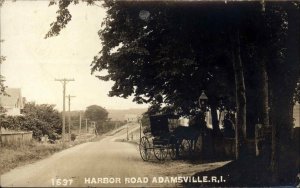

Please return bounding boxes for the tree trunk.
[270,92,294,183]
[257,58,271,158]
[270,4,300,183]
[259,60,270,128]
[232,30,247,160]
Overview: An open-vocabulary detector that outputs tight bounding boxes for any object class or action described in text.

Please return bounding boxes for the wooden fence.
[0,131,33,146]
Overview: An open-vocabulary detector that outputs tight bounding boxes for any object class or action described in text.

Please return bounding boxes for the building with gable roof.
[0,88,25,116]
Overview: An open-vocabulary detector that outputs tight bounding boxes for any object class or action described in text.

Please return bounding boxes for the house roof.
[0,88,23,109]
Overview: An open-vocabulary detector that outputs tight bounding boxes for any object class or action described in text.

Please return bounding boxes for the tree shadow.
[183,153,299,187]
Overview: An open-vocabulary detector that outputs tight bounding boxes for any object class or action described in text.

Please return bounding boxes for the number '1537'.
[51,178,73,186]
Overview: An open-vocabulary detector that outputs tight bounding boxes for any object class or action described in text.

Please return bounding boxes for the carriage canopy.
[149,114,180,137]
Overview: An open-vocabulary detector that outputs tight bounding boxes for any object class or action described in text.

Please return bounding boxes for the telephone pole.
[0,7,3,107]
[66,94,75,139]
[79,112,82,135]
[0,7,2,77]
[85,118,88,133]
[55,78,75,142]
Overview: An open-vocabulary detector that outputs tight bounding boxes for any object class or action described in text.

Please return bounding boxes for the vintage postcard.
[0,0,299,187]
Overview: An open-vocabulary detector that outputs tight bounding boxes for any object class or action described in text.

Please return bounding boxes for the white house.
[125,114,139,123]
[0,88,24,116]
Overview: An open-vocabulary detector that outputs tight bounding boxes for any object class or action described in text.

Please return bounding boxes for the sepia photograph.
[0,0,299,187]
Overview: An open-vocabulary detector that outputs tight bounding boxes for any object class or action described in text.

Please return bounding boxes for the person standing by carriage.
[222,113,235,138]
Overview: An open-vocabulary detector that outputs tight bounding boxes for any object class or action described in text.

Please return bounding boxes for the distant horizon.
[22,98,148,112]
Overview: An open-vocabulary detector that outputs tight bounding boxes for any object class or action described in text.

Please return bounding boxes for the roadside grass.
[0,141,68,175]
[0,134,97,175]
[115,128,140,144]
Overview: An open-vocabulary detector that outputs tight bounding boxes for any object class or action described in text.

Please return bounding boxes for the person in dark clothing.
[222,114,235,138]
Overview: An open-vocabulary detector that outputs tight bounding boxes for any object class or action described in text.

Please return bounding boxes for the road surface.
[1,123,229,187]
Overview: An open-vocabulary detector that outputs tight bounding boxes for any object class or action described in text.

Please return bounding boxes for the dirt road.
[1,123,229,187]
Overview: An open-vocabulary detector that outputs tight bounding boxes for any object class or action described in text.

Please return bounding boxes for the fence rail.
[0,131,33,146]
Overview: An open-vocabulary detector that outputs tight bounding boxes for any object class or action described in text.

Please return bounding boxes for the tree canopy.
[46,1,299,110]
[47,1,300,184]
[84,105,108,122]
[47,0,299,139]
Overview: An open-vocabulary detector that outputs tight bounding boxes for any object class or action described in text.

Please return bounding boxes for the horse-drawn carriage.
[139,114,200,161]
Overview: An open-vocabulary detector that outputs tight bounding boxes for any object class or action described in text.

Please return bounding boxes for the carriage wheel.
[169,143,177,160]
[153,145,168,161]
[139,136,151,161]
[169,137,178,160]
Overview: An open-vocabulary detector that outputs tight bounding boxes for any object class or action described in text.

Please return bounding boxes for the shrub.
[71,133,76,141]
[0,103,62,141]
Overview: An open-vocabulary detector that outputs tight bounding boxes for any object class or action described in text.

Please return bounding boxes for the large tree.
[46,0,300,183]
[84,105,108,132]
[85,105,108,122]
[268,3,300,182]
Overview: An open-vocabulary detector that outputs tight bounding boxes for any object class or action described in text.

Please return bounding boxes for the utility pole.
[85,118,88,133]
[55,78,75,142]
[127,119,129,141]
[0,7,2,78]
[66,94,75,139]
[0,8,2,139]
[138,116,142,141]
[79,112,82,135]
[0,7,3,108]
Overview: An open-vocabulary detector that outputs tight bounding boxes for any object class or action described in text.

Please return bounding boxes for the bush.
[0,103,62,141]
[71,133,76,141]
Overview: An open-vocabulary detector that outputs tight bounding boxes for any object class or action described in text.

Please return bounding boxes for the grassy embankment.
[0,141,67,175]
[0,134,97,175]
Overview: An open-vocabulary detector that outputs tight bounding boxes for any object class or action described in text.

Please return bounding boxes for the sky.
[1,0,149,111]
